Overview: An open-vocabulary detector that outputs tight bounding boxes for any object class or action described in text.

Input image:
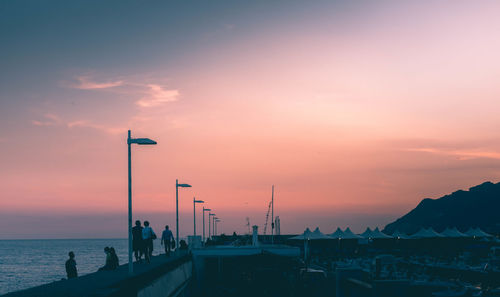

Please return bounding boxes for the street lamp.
[215,219,221,236]
[271,185,275,245]
[176,179,192,249]
[127,130,156,275]
[193,197,204,236]
[209,213,215,239]
[213,217,219,237]
[203,207,211,243]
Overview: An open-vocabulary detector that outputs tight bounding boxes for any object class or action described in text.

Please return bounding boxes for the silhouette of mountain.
[384,181,500,235]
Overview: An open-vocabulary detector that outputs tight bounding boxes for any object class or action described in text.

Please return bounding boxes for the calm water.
[0,239,163,295]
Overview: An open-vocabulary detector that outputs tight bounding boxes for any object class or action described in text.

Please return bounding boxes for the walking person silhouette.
[161,225,174,256]
[132,220,144,262]
[142,221,156,263]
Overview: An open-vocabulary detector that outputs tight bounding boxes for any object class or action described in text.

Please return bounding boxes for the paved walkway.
[2,252,189,297]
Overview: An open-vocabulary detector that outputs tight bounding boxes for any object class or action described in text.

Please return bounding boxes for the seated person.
[98,247,116,271]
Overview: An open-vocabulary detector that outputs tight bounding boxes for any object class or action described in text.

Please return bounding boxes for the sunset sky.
[1,0,500,239]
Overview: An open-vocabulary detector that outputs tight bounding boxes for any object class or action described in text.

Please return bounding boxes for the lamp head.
[129,138,157,145]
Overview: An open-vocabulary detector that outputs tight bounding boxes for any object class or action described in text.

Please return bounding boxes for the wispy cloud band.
[136,84,179,107]
[32,114,126,135]
[67,120,127,135]
[66,75,180,108]
[72,76,124,90]
[404,147,500,160]
[31,114,62,126]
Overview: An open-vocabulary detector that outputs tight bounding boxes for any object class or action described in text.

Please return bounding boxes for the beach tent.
[330,227,346,239]
[409,228,427,239]
[289,228,313,240]
[289,227,331,260]
[465,227,494,238]
[288,228,313,261]
[361,227,373,238]
[343,227,363,239]
[311,227,332,240]
[392,230,410,239]
[440,227,467,238]
[370,227,392,239]
[426,227,443,238]
[410,227,444,239]
[474,227,493,237]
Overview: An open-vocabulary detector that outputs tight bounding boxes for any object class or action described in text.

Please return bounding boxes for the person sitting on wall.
[109,247,119,269]
[179,239,188,250]
[98,247,115,271]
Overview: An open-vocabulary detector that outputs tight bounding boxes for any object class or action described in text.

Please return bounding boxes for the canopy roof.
[330,227,345,239]
[311,227,332,239]
[392,230,410,239]
[288,228,313,240]
[342,227,363,239]
[289,227,333,240]
[465,227,494,238]
[440,227,467,238]
[410,227,444,239]
[370,227,393,239]
[360,227,373,238]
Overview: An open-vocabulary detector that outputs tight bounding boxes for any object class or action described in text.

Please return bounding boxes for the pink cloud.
[72,76,123,90]
[136,84,179,107]
[67,120,126,135]
[32,112,125,135]
[404,147,500,160]
[31,113,62,126]
[68,75,180,108]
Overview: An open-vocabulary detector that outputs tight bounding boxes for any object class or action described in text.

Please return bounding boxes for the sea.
[0,238,164,295]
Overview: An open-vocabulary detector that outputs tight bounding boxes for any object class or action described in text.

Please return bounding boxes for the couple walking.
[132,220,174,263]
[132,220,156,263]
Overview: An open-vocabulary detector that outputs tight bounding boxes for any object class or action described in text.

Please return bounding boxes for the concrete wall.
[137,261,192,297]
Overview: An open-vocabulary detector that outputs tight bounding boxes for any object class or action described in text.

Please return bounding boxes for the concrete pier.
[2,253,192,297]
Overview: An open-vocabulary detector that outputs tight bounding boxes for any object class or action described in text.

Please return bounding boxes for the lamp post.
[271,185,274,245]
[215,219,221,236]
[193,197,204,236]
[209,213,215,239]
[203,207,211,243]
[127,130,156,275]
[176,179,192,249]
[213,217,219,236]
